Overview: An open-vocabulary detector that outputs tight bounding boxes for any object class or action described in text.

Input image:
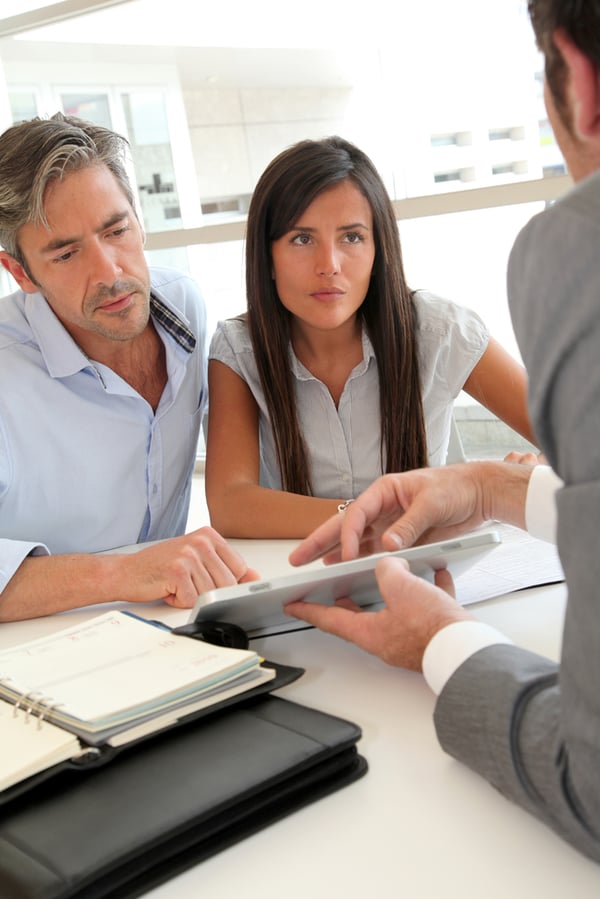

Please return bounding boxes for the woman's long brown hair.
[245,136,427,495]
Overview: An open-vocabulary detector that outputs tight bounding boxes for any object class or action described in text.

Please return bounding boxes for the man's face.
[13,164,151,358]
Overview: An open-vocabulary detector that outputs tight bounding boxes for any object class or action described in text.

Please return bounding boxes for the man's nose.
[89,241,122,285]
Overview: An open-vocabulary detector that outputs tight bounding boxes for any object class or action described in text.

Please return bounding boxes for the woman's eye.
[344,231,363,243]
[291,233,311,246]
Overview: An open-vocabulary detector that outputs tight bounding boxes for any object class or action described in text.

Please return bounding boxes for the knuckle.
[395,523,418,545]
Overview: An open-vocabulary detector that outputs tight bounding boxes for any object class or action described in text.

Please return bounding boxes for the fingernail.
[387,532,404,548]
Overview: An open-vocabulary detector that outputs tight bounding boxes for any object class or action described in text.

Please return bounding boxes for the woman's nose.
[316,243,340,276]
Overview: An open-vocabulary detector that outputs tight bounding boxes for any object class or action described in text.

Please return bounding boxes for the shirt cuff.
[525,465,563,543]
[0,541,49,593]
[422,620,513,695]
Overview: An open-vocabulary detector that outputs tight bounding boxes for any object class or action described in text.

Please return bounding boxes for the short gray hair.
[0,112,135,262]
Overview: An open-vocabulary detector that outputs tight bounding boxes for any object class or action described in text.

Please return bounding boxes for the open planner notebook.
[0,610,275,793]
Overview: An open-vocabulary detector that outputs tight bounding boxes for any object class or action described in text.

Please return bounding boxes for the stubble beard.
[84,277,151,342]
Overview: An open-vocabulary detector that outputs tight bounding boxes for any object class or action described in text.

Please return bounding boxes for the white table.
[1,539,599,898]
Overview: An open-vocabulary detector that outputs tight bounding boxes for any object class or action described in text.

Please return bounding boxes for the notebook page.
[0,700,82,791]
[107,665,275,747]
[0,611,259,724]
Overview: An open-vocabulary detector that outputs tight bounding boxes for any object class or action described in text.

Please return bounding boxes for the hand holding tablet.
[188,531,501,638]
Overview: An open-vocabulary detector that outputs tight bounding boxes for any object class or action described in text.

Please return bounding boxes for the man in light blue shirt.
[0,113,257,621]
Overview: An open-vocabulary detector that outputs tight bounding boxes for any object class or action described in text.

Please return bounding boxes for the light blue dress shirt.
[209,290,489,498]
[0,267,207,592]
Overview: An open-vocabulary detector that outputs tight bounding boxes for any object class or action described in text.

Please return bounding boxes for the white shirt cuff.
[525,465,562,543]
[421,466,562,695]
[422,621,513,695]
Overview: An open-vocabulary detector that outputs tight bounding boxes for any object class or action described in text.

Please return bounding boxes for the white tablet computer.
[188,530,501,638]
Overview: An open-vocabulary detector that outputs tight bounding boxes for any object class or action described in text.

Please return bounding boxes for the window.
[430,132,472,148]
[491,161,528,176]
[434,170,462,184]
[60,92,111,127]
[8,88,37,120]
[488,126,526,142]
[121,91,183,231]
[0,0,566,208]
[0,0,573,445]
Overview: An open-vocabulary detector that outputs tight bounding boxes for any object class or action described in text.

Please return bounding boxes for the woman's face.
[270,179,375,335]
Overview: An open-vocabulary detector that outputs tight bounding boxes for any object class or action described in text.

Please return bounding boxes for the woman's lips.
[310,289,344,302]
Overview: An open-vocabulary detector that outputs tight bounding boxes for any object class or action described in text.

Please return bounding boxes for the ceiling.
[0,0,533,92]
[0,0,391,89]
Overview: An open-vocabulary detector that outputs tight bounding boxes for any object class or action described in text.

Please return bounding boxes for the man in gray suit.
[286,0,600,862]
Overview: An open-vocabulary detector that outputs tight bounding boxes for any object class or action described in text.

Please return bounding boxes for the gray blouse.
[208,289,489,498]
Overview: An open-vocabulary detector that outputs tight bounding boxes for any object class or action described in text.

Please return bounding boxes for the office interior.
[4,7,600,898]
[0,0,567,461]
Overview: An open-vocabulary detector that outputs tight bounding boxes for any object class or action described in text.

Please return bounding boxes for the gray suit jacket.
[434,170,600,861]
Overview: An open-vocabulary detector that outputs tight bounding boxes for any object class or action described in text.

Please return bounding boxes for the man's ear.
[0,252,39,294]
[553,28,600,138]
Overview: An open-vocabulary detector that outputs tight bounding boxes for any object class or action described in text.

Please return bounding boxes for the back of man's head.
[528,0,600,112]
[0,112,134,262]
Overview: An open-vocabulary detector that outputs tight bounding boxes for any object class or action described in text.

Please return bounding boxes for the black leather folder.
[0,691,367,899]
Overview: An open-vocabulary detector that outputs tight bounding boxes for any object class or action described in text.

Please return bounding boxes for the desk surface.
[1,538,598,898]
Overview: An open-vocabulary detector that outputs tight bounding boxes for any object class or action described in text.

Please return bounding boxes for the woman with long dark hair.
[205,136,535,537]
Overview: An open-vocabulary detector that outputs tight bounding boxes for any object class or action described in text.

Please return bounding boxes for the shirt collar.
[26,294,89,379]
[289,324,375,381]
[150,293,196,353]
[26,291,196,379]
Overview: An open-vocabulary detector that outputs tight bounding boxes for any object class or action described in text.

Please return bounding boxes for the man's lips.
[97,292,135,312]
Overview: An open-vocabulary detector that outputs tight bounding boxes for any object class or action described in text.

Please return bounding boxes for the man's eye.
[53,250,74,263]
